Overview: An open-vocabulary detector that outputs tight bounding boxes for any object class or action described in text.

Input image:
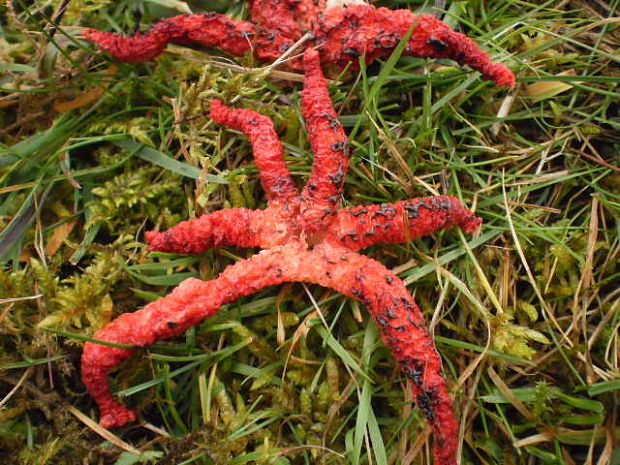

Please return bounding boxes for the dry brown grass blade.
[0,367,32,409]
[487,366,538,424]
[575,196,599,383]
[502,175,570,344]
[66,404,142,455]
[53,64,119,112]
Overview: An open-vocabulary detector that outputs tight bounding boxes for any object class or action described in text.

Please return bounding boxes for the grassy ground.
[0,0,619,464]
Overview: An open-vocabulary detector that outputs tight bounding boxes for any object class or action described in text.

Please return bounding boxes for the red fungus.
[82,49,481,465]
[84,1,515,87]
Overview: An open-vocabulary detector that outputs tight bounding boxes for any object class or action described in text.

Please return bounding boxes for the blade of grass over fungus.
[118,255,198,286]
[349,20,417,141]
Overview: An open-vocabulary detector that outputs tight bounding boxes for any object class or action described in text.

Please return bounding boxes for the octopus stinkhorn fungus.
[81,48,481,465]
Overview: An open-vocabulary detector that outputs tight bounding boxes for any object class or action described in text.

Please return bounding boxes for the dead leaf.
[44,219,77,256]
[527,70,581,99]
[54,64,118,112]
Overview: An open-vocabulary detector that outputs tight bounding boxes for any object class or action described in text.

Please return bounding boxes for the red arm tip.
[461,214,482,234]
[490,63,516,87]
[99,407,136,429]
[208,99,225,120]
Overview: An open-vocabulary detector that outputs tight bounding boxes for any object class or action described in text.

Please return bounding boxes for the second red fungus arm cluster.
[84,1,515,87]
[82,48,481,465]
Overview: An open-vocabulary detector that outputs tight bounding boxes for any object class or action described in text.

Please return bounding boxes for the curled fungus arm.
[327,196,481,250]
[209,100,300,208]
[83,4,515,87]
[82,243,302,429]
[317,7,515,87]
[83,13,256,63]
[82,241,458,465]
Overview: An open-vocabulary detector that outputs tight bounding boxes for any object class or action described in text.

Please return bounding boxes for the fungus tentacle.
[317,6,515,87]
[299,49,350,230]
[209,100,300,208]
[328,196,481,250]
[309,242,459,465]
[145,207,291,254]
[82,243,301,429]
[83,241,459,465]
[84,14,257,63]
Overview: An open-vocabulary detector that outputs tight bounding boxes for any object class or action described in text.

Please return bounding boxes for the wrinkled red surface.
[299,49,350,231]
[84,13,256,62]
[209,100,300,209]
[248,0,326,62]
[84,2,514,87]
[318,5,515,87]
[81,49,482,465]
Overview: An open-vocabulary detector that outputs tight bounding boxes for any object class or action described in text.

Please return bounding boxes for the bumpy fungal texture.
[84,2,515,87]
[145,208,273,254]
[299,49,349,231]
[248,0,326,62]
[249,0,326,33]
[317,5,515,87]
[83,13,257,62]
[327,196,482,250]
[209,100,299,209]
[82,48,481,465]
